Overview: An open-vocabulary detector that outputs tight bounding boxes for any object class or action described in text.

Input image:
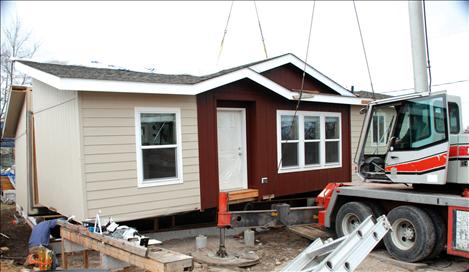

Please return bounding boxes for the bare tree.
[1,17,39,121]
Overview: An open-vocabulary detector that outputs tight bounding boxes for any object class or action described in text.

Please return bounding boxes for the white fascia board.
[60,78,194,94]
[250,54,355,97]
[300,94,369,105]
[15,62,62,88]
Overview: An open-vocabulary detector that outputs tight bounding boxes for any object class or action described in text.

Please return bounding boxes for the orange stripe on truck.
[385,153,447,173]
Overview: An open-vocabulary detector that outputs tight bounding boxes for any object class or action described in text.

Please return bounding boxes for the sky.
[1,1,468,126]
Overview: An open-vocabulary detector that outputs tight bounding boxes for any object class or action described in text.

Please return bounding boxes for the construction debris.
[58,221,192,271]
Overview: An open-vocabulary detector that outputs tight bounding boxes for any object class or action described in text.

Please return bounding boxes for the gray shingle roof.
[18,60,203,84]
[18,54,291,85]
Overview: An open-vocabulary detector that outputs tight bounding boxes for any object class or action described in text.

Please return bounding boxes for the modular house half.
[3,53,369,222]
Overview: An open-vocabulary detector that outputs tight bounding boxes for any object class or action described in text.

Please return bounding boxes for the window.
[325,117,340,163]
[393,95,447,150]
[448,102,460,134]
[277,111,341,173]
[135,108,183,187]
[371,114,386,145]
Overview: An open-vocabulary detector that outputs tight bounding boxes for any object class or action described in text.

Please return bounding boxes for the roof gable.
[16,54,363,105]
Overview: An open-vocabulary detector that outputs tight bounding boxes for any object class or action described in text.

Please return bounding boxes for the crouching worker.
[25,218,63,270]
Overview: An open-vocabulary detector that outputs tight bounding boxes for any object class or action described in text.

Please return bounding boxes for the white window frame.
[371,113,386,146]
[135,107,183,187]
[276,110,342,174]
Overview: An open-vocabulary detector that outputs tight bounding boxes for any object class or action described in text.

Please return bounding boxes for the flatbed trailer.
[317,183,469,262]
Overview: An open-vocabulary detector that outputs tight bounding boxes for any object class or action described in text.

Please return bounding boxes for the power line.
[353,0,375,100]
[380,79,469,94]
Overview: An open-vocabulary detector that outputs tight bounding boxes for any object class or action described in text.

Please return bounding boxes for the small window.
[448,102,460,134]
[433,103,446,134]
[372,114,386,145]
[304,116,320,165]
[325,117,340,164]
[280,115,299,167]
[135,108,183,187]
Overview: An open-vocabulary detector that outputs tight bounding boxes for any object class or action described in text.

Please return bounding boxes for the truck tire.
[335,201,374,237]
[424,208,446,259]
[384,205,436,262]
[364,201,385,220]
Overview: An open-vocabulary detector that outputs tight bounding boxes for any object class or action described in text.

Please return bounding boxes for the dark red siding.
[261,64,338,95]
[197,78,351,209]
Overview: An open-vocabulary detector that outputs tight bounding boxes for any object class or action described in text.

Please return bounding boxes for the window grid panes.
[278,111,341,172]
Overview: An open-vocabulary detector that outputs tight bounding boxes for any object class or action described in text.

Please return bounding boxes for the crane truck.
[216,1,468,264]
[316,1,468,262]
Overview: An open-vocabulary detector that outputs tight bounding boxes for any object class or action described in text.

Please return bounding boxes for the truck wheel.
[384,205,435,262]
[424,208,446,259]
[335,202,373,237]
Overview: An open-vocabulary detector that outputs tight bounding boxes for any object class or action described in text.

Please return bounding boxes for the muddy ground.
[0,203,31,271]
[1,203,468,272]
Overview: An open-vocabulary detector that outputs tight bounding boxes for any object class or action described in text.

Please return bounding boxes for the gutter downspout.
[408,0,429,93]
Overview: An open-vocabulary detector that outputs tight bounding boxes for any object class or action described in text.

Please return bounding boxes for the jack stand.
[216,228,228,257]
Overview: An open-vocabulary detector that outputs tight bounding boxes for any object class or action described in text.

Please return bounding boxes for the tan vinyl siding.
[14,103,28,215]
[350,105,365,182]
[79,92,200,222]
[32,80,86,220]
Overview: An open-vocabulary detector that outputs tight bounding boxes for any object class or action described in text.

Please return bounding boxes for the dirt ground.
[0,203,31,271]
[1,202,468,272]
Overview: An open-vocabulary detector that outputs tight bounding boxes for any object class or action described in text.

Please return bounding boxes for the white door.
[217,108,248,191]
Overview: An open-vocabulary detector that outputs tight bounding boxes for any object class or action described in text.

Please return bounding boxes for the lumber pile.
[58,221,192,271]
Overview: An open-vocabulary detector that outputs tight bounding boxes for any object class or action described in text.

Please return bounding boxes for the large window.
[393,95,447,150]
[135,107,183,187]
[277,111,341,173]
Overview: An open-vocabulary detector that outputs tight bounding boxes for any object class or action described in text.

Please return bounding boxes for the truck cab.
[355,92,468,185]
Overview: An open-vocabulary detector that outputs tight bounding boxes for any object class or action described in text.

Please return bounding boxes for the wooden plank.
[228,189,259,202]
[288,225,332,241]
[59,226,192,272]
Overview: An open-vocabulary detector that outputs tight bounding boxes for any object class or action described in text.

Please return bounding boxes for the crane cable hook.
[254,1,268,59]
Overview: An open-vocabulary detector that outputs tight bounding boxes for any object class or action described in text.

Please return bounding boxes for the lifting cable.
[277,1,317,171]
[422,0,432,94]
[254,1,269,59]
[217,1,234,65]
[353,1,376,100]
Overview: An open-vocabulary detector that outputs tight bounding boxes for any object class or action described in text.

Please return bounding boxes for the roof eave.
[2,87,29,139]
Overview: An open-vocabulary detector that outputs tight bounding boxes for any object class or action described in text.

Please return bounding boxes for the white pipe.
[408,1,429,93]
